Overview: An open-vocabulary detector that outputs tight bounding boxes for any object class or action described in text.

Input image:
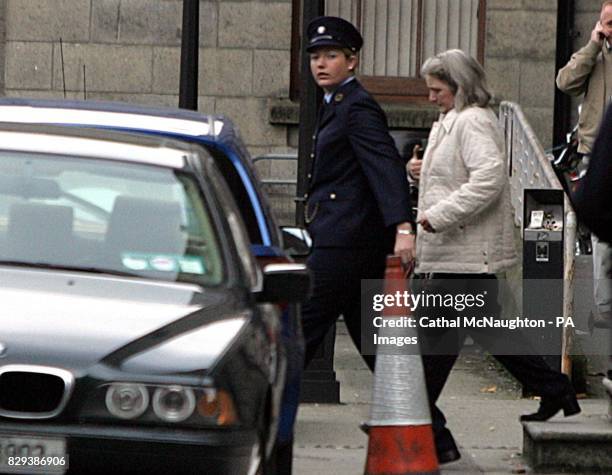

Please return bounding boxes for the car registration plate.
[0,435,67,474]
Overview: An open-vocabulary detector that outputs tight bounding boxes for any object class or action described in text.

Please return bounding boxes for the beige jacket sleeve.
[556,40,601,96]
[425,110,506,232]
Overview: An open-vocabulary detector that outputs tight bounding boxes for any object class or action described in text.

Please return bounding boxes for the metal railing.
[253,153,298,226]
[499,102,564,227]
[498,101,577,375]
[252,153,298,186]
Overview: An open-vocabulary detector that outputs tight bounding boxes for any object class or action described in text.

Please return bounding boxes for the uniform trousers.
[301,247,389,370]
[416,274,574,446]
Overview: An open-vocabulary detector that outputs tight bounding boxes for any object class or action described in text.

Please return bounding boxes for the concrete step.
[523,413,612,473]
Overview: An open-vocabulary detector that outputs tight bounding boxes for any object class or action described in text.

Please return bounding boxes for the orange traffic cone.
[364,255,440,475]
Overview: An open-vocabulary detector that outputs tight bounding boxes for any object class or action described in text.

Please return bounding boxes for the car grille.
[0,365,74,419]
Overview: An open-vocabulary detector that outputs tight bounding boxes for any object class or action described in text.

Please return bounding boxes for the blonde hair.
[421,49,492,112]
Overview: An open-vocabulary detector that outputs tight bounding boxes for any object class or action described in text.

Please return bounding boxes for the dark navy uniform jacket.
[305,79,413,249]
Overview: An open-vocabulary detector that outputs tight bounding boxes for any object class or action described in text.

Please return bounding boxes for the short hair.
[421,49,492,112]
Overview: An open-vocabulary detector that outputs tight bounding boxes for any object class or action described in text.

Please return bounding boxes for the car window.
[205,159,261,291]
[207,148,264,244]
[0,151,223,286]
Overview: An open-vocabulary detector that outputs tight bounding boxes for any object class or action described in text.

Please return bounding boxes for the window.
[291,0,486,103]
[0,152,224,286]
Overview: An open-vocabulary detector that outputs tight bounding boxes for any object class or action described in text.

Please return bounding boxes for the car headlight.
[105,383,149,419]
[90,382,239,427]
[152,385,196,422]
[196,388,238,425]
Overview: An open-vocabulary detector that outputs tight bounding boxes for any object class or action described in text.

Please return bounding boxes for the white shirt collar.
[324,76,356,103]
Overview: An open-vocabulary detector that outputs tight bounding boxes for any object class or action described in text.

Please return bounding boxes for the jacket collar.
[328,77,360,103]
[317,80,361,130]
[439,108,458,134]
[324,76,357,103]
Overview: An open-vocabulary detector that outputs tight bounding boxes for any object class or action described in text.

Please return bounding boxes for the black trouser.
[416,274,573,444]
[301,247,389,370]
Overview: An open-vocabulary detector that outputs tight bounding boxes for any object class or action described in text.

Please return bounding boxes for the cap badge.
[317,26,326,34]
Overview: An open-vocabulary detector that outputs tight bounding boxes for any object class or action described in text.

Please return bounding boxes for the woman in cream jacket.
[407,49,580,465]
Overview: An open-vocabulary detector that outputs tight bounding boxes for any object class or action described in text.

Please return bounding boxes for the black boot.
[520,393,581,422]
[435,427,461,464]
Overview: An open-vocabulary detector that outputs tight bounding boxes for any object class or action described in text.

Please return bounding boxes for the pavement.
[293,322,610,474]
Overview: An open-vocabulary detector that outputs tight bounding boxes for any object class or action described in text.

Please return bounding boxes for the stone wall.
[0,0,571,224]
[1,1,570,150]
[1,0,294,158]
[485,0,559,149]
[0,1,5,94]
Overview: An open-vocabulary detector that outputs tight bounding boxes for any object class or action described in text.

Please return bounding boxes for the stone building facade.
[0,0,602,223]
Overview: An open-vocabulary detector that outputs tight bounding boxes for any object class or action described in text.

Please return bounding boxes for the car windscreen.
[0,151,224,286]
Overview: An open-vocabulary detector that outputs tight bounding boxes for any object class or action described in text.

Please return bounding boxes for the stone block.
[52,44,153,93]
[487,11,557,59]
[6,0,90,42]
[523,0,558,11]
[383,105,439,129]
[199,48,253,96]
[197,96,216,114]
[523,417,612,473]
[287,125,299,148]
[91,0,121,43]
[573,12,598,48]
[198,2,218,47]
[219,2,291,49]
[519,60,555,108]
[485,58,521,102]
[487,0,523,10]
[522,106,554,149]
[486,11,522,58]
[152,47,180,94]
[576,0,604,13]
[521,11,558,59]
[250,147,272,179]
[253,50,291,97]
[86,92,179,108]
[269,98,300,125]
[118,0,182,45]
[3,89,81,100]
[269,154,297,180]
[5,42,53,90]
[216,97,286,146]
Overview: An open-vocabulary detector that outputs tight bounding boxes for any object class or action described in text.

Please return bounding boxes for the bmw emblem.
[0,342,6,358]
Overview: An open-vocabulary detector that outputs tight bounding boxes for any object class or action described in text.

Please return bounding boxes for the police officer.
[301,16,415,371]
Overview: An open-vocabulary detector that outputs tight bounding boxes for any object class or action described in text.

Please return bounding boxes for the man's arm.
[556,22,603,95]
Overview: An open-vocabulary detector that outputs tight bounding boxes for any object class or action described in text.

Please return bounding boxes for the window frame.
[290,0,487,104]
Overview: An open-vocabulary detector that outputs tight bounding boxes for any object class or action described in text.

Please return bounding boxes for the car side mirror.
[257,263,311,304]
[281,226,312,258]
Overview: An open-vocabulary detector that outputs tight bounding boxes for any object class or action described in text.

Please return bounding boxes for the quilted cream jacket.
[415,106,518,274]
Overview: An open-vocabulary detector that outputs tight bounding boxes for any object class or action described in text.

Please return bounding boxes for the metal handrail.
[499,102,562,227]
[499,101,576,375]
[252,153,298,186]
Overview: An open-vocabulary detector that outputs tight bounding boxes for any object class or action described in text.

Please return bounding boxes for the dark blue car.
[0,98,309,472]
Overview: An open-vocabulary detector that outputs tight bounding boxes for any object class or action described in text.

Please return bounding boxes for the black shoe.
[520,393,581,422]
[437,446,461,464]
[435,428,461,464]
